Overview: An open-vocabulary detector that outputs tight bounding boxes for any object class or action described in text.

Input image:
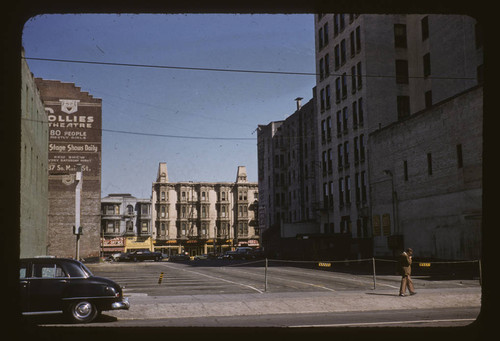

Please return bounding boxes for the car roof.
[21,257,82,264]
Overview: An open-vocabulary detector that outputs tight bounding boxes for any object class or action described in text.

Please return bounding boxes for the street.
[25,259,482,328]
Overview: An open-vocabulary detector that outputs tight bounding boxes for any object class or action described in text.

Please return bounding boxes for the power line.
[21,117,256,141]
[23,56,477,80]
[23,57,317,76]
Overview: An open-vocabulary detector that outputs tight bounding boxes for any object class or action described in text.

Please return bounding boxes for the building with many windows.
[100,194,152,257]
[151,163,259,257]
[314,14,483,258]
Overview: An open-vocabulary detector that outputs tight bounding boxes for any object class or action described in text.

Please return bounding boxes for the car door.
[28,262,69,312]
[19,261,30,312]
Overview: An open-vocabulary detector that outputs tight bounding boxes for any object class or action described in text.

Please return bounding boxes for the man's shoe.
[399,293,405,297]
[410,292,417,295]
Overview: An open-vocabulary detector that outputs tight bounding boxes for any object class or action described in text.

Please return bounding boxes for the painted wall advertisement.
[44,98,102,179]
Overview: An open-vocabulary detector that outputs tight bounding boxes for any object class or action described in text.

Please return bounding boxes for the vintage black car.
[20,257,129,323]
[126,250,163,262]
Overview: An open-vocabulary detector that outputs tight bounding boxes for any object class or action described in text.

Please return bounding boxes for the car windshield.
[79,263,94,277]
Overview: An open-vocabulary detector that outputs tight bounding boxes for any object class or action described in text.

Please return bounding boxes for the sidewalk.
[107,287,481,320]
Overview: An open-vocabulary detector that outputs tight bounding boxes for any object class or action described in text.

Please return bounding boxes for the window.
[335,77,341,102]
[394,24,407,48]
[201,191,206,201]
[344,141,349,166]
[457,144,463,168]
[336,110,342,135]
[395,60,409,84]
[319,58,325,79]
[360,134,365,160]
[320,88,325,111]
[356,62,362,89]
[427,153,433,175]
[325,85,331,108]
[341,73,347,98]
[338,178,344,207]
[141,204,149,215]
[403,160,408,181]
[421,16,429,41]
[321,120,326,143]
[318,27,324,49]
[323,182,328,208]
[323,22,329,46]
[345,176,351,205]
[141,221,148,233]
[337,144,343,168]
[334,45,340,70]
[324,53,330,76]
[361,171,367,202]
[350,31,355,56]
[160,205,166,217]
[354,136,359,163]
[322,151,327,175]
[340,39,346,65]
[342,107,348,132]
[355,173,361,203]
[339,14,345,31]
[329,181,334,207]
[355,26,361,52]
[33,264,67,278]
[333,14,339,36]
[326,116,332,140]
[351,66,356,93]
[358,98,364,126]
[161,191,166,201]
[127,204,134,214]
[397,96,410,119]
[327,149,333,173]
[425,90,432,108]
[423,53,431,77]
[352,101,358,127]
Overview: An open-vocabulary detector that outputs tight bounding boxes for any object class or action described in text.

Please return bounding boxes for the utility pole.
[75,164,83,260]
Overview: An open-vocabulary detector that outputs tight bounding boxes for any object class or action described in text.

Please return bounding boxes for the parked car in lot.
[169,253,191,261]
[20,257,129,323]
[223,247,255,260]
[126,250,163,262]
[107,252,129,262]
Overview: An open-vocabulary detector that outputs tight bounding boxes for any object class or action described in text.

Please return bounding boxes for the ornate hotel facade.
[151,163,259,257]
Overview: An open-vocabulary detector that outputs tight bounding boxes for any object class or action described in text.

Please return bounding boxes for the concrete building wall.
[369,86,482,260]
[20,52,49,257]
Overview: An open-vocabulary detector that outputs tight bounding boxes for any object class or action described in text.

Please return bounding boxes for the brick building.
[20,51,49,257]
[369,86,482,259]
[35,78,102,259]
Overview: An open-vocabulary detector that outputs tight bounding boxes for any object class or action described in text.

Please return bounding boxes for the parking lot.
[86,259,480,297]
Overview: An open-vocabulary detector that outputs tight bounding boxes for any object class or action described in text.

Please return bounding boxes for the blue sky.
[22,14,316,198]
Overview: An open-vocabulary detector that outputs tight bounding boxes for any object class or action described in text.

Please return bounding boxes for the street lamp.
[74,164,83,260]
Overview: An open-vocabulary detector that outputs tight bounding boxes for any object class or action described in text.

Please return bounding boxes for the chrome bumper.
[111,297,130,310]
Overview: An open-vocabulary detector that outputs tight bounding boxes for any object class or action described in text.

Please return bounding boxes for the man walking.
[398,248,417,297]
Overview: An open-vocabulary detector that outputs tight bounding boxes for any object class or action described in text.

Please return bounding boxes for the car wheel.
[66,300,99,323]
